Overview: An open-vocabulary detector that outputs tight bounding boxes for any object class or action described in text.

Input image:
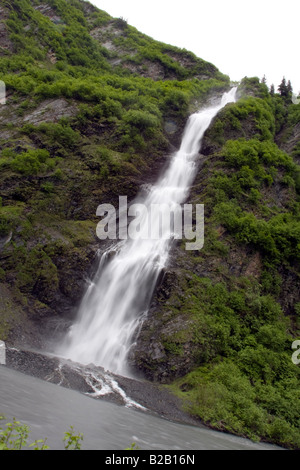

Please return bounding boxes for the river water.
[0,366,281,450]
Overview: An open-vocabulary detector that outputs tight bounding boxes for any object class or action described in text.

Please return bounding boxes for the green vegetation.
[0,415,139,450]
[167,275,300,447]
[174,359,300,448]
[0,0,299,452]
[158,77,300,449]
[0,0,228,317]
[0,416,83,450]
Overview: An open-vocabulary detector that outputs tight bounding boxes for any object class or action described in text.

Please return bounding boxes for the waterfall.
[59,87,237,375]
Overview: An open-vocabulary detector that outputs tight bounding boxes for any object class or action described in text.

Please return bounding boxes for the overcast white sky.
[89,0,299,94]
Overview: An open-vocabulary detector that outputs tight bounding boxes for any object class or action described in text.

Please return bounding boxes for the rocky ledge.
[3,345,202,428]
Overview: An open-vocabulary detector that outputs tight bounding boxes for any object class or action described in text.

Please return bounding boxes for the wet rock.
[4,347,201,426]
[0,232,12,251]
[164,120,178,135]
[23,99,78,125]
[34,4,64,25]
[0,6,13,54]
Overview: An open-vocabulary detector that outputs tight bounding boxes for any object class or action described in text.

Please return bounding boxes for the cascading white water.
[60,88,237,375]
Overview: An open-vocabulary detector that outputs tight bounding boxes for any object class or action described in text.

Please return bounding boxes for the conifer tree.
[287,80,293,95]
[278,77,287,96]
[278,77,293,102]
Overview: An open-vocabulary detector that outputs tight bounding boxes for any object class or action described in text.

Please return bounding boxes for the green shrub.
[175,358,300,448]
[10,149,50,176]
[123,109,160,131]
[0,215,11,237]
[0,416,83,450]
[16,246,59,302]
[36,122,80,148]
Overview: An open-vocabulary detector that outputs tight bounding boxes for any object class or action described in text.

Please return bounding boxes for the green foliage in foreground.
[0,416,83,450]
[0,415,140,450]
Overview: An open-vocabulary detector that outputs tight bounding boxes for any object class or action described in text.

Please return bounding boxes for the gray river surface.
[0,365,282,450]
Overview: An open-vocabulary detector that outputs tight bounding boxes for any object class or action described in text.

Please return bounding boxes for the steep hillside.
[0,0,300,451]
[0,0,229,341]
[132,77,300,448]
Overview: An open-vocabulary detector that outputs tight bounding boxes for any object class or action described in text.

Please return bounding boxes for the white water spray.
[59,88,237,375]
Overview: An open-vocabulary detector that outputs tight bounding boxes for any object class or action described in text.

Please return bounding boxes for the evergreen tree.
[270,84,275,95]
[278,77,293,102]
[278,77,288,96]
[287,80,293,95]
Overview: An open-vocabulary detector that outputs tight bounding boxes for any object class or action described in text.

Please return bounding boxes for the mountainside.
[0,0,300,450]
[132,78,300,448]
[0,0,229,331]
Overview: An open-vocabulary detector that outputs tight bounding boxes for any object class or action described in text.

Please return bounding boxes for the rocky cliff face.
[1,0,300,451]
[0,5,13,54]
[130,79,300,383]
[0,0,229,348]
